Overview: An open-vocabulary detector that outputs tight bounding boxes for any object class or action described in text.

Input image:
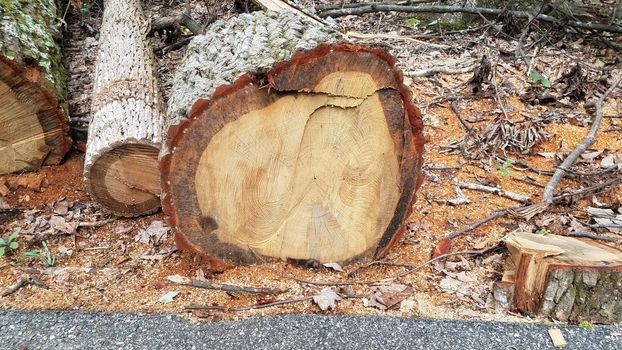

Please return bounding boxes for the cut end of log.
[162,43,424,266]
[499,231,622,323]
[0,58,70,175]
[86,143,161,216]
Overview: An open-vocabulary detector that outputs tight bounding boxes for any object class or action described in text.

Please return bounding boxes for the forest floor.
[0,1,621,323]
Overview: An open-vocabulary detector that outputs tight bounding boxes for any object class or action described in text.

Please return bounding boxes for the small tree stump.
[498,232,622,323]
[84,0,165,216]
[161,11,424,266]
[0,0,71,175]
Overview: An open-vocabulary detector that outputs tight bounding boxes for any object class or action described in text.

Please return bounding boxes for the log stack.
[0,0,71,175]
[84,0,165,216]
[161,11,424,267]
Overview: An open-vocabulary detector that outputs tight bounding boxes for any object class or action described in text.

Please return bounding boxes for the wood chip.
[548,328,567,348]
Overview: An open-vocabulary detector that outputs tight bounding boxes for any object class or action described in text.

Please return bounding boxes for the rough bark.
[0,0,71,175]
[161,11,424,267]
[498,232,622,323]
[84,0,165,216]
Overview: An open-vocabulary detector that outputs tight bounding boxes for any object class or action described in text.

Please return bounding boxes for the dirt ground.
[1,1,621,323]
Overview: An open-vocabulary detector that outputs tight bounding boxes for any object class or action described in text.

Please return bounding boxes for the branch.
[188,279,287,295]
[457,181,531,203]
[542,75,622,203]
[406,63,476,77]
[318,5,622,34]
[185,296,313,312]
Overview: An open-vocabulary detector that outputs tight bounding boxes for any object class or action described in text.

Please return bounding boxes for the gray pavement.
[0,310,620,349]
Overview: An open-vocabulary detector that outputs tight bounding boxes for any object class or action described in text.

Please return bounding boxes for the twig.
[456,182,531,203]
[1,276,47,297]
[491,61,508,120]
[542,75,622,204]
[188,279,287,295]
[565,231,621,242]
[78,218,116,228]
[185,296,313,312]
[318,5,622,33]
[449,100,476,136]
[283,246,499,287]
[346,32,452,48]
[447,209,511,240]
[446,177,622,240]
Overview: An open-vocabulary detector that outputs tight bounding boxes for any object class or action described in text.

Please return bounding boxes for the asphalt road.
[0,310,620,350]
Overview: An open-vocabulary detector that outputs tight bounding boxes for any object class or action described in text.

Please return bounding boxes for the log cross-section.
[161,11,424,267]
[0,0,71,175]
[84,0,165,216]
[499,232,622,323]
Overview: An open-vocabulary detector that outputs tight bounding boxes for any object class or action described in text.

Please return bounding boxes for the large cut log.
[0,0,71,175]
[84,0,165,216]
[497,232,622,323]
[161,11,424,267]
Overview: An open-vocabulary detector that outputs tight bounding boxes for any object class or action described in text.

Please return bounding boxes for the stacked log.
[84,0,165,216]
[0,0,71,175]
[160,11,424,267]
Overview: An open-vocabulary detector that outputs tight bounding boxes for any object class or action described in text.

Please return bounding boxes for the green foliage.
[0,228,21,257]
[404,18,420,27]
[496,159,514,177]
[578,321,593,330]
[537,228,550,236]
[42,241,55,266]
[529,70,551,88]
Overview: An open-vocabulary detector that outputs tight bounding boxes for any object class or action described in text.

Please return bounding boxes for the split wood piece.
[0,0,71,175]
[498,232,622,323]
[161,11,424,267]
[84,0,165,216]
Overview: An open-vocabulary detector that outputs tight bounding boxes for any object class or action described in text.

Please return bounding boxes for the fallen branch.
[318,5,622,34]
[1,276,47,297]
[406,63,476,77]
[457,181,531,203]
[188,279,287,295]
[185,296,313,312]
[565,231,621,242]
[347,32,452,48]
[542,75,622,204]
[446,177,622,240]
[281,246,500,286]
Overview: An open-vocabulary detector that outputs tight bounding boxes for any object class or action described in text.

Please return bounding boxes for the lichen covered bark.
[540,268,622,323]
[166,10,344,126]
[84,0,164,216]
[0,0,67,111]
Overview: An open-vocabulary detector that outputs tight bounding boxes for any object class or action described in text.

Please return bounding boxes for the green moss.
[0,0,67,112]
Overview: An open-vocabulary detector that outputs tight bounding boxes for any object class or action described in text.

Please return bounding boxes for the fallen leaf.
[135,221,169,246]
[323,262,344,272]
[159,291,179,304]
[113,225,133,235]
[372,284,414,309]
[53,199,73,215]
[431,238,452,258]
[312,287,341,311]
[167,274,191,284]
[49,215,78,234]
[580,150,602,160]
[537,152,556,159]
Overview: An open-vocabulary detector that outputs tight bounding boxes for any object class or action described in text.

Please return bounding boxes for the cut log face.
[87,143,161,215]
[84,0,165,216]
[500,232,622,323]
[162,42,424,266]
[0,1,71,175]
